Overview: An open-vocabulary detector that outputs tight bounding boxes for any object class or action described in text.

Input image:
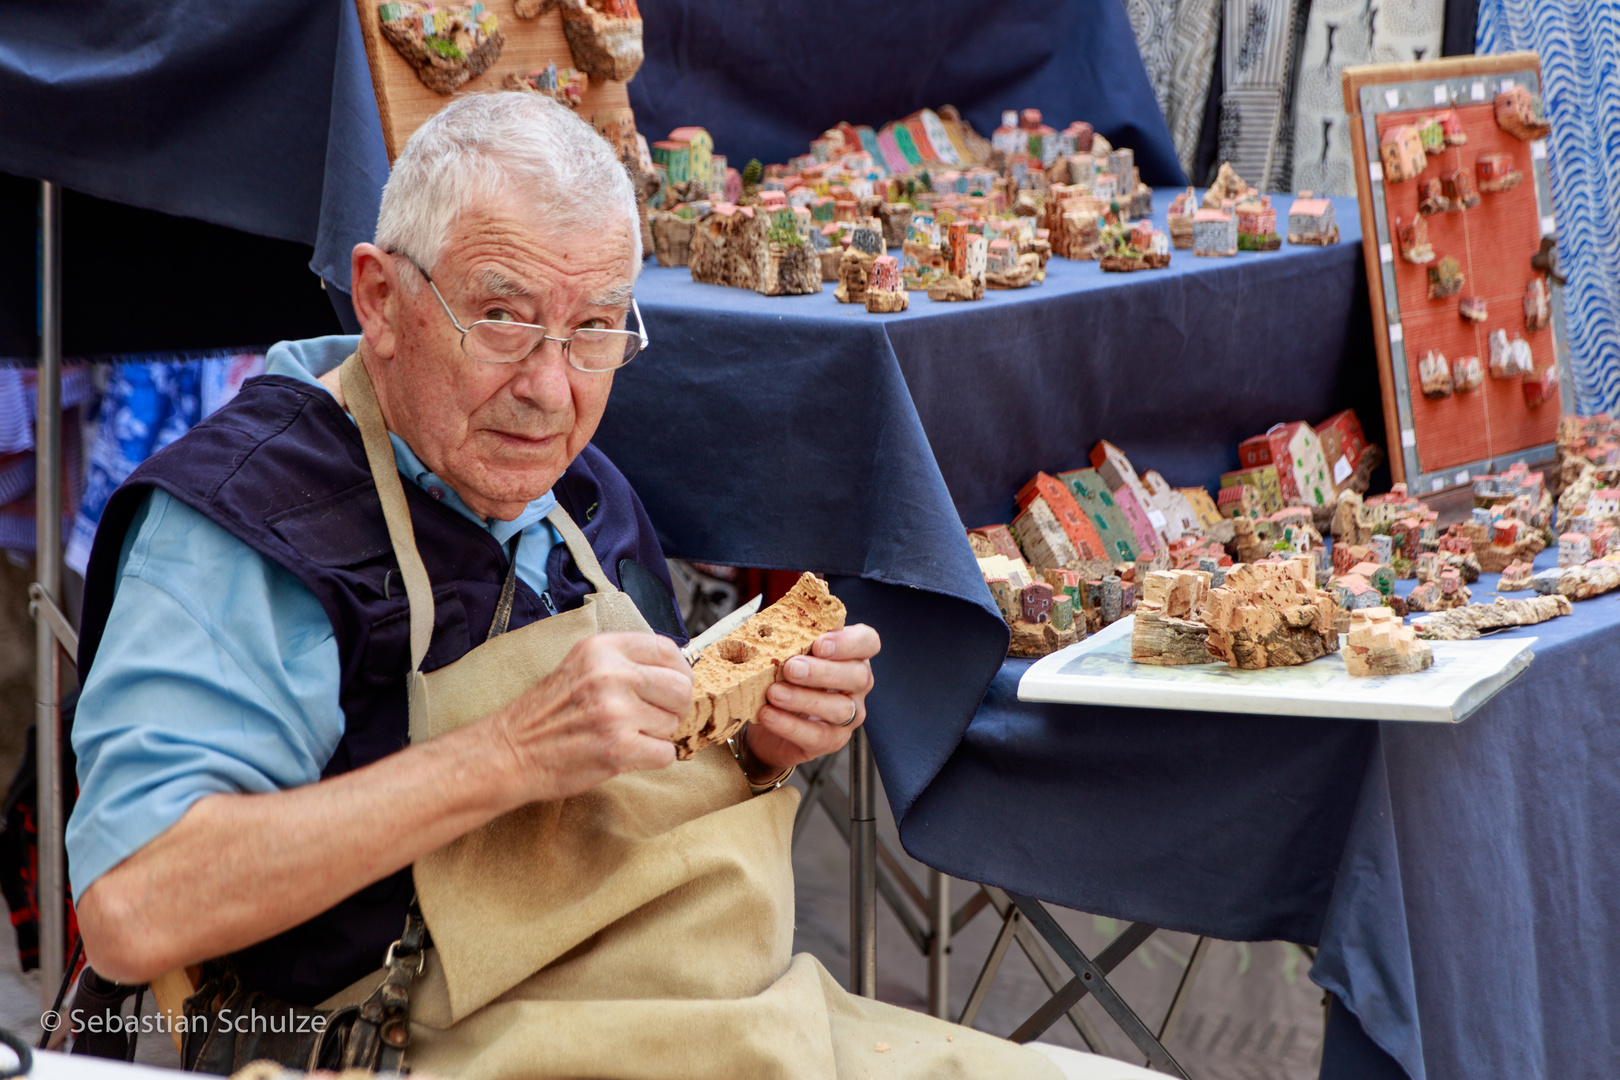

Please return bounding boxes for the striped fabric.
[1217,0,1308,189]
[1478,3,1620,415]
[1125,0,1222,177]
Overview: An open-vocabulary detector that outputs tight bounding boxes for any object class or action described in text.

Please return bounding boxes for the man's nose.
[506,336,574,409]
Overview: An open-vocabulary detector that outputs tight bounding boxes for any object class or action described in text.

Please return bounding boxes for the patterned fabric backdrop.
[1478,1,1620,415]
[1291,0,1446,199]
[1125,0,1223,178]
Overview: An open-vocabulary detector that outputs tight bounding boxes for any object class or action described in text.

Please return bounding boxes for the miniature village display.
[675,572,845,759]
[1344,53,1575,495]
[379,2,505,94]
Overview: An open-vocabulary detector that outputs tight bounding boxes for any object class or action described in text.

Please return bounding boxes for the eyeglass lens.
[463,321,641,370]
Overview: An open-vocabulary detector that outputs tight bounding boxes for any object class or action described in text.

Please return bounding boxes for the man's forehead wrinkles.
[475,267,535,299]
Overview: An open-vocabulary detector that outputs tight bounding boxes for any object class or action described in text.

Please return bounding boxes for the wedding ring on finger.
[839,697,859,727]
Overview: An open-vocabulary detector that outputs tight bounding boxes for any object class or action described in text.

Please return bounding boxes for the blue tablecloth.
[602,191,1375,836]
[916,551,1620,1080]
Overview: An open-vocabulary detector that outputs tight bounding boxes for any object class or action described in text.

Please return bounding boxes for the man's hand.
[743,624,881,779]
[493,632,692,806]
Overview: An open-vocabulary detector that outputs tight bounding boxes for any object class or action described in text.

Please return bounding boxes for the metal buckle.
[384,939,427,976]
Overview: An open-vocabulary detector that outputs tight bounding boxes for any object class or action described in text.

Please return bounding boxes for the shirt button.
[428,485,445,501]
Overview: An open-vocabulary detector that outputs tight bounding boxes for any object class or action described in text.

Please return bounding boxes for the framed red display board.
[1342,53,1572,495]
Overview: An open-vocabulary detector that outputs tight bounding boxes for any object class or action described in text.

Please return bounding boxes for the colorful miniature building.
[1235,196,1280,251]
[1524,277,1550,331]
[1016,472,1108,562]
[1559,531,1593,567]
[650,139,691,185]
[1380,125,1428,183]
[1022,581,1055,624]
[1287,192,1338,245]
[1441,167,1480,211]
[1253,422,1334,507]
[1416,115,1446,155]
[1420,349,1454,398]
[1476,152,1522,192]
[1590,489,1620,518]
[1452,354,1483,392]
[667,127,714,193]
[1192,208,1237,256]
[1398,215,1435,264]
[1438,108,1467,146]
[1428,256,1465,298]
[1220,465,1284,515]
[1459,296,1488,323]
[1495,85,1551,141]
[1314,409,1367,491]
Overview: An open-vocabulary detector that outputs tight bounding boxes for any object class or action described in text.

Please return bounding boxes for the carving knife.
[681,594,762,664]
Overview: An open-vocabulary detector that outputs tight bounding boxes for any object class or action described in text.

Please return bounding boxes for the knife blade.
[682,595,763,664]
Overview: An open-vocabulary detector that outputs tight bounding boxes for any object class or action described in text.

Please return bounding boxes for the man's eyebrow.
[475,268,535,300]
[589,283,634,309]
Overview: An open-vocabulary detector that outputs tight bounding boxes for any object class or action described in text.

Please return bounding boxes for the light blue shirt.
[66,336,562,898]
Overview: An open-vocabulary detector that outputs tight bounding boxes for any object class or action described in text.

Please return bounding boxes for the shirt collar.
[264,336,559,537]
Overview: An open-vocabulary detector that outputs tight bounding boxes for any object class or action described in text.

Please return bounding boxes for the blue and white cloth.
[65,352,263,574]
[1478,2,1620,416]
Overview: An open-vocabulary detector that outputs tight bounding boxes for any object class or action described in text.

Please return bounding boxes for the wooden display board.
[1342,53,1572,495]
[353,1,633,162]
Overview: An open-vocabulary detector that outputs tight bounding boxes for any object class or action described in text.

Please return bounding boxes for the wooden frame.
[1342,52,1572,495]
[353,1,633,162]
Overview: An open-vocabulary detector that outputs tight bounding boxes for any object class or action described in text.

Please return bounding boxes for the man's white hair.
[375,92,641,279]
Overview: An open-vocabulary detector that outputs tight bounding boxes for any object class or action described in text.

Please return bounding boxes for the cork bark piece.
[1131,570,1215,665]
[1417,594,1571,640]
[1201,558,1340,669]
[1343,607,1432,675]
[673,573,847,759]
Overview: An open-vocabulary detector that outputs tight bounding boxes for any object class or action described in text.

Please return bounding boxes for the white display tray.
[1017,615,1535,723]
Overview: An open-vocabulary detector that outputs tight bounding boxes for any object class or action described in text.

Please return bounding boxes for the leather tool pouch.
[181,902,427,1075]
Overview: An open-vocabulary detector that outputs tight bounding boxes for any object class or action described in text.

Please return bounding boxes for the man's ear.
[351,243,401,360]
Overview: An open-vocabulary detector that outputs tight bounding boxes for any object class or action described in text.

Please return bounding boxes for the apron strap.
[340,353,437,675]
[545,506,618,596]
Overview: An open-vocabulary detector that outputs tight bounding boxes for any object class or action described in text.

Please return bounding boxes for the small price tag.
[1147,509,1168,529]
[1433,85,1448,105]
[1471,81,1486,101]
[1369,162,1384,182]
[1432,477,1445,491]
[1455,470,1470,485]
[1531,141,1547,160]
[1402,429,1417,448]
[1541,215,1557,235]
[1502,79,1516,92]
[1389,323,1403,343]
[1333,456,1352,484]
[1380,243,1394,263]
[1385,89,1401,108]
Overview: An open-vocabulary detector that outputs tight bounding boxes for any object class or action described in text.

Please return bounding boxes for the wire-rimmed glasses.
[399,255,648,372]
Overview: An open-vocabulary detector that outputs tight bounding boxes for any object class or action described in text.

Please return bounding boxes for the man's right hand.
[490,632,692,807]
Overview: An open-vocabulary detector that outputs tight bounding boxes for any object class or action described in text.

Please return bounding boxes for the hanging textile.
[0,366,98,554]
[1477,3,1620,415]
[1127,0,1224,178]
[1215,0,1312,191]
[1290,1,1445,198]
[65,351,263,574]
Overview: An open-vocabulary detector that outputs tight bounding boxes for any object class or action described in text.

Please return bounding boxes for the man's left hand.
[742,624,880,779]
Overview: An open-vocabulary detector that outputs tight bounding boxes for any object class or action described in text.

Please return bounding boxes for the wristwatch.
[727,731,796,796]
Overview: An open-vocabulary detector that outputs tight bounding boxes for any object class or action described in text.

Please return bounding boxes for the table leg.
[850,728,877,997]
[1008,894,1189,1077]
[928,870,950,1018]
[1155,935,1209,1047]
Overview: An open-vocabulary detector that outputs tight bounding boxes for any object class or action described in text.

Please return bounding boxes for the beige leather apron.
[329,354,1058,1080]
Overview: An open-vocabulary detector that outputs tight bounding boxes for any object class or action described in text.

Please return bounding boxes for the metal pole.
[927,870,951,1018]
[849,728,876,997]
[34,180,65,1008]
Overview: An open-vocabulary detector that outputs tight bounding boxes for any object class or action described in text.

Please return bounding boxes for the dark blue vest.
[76,374,683,1005]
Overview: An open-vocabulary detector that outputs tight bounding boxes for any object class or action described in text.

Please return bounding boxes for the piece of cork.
[673,572,847,759]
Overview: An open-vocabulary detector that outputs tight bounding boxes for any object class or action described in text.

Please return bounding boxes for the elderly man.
[65,95,1135,1080]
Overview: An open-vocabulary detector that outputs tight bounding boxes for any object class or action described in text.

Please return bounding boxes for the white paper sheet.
[1017,616,1535,723]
